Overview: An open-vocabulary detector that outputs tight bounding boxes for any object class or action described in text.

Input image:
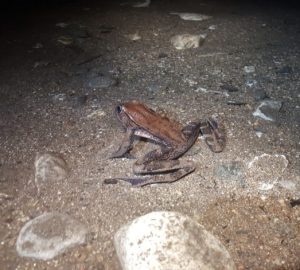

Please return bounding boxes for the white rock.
[244,66,255,73]
[170,34,206,50]
[34,153,69,194]
[16,212,87,260]
[247,153,288,181]
[170,12,211,21]
[258,182,274,191]
[114,211,236,270]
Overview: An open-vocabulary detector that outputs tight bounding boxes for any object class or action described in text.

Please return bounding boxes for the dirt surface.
[0,0,300,269]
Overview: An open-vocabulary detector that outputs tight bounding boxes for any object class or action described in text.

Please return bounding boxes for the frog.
[104,100,225,187]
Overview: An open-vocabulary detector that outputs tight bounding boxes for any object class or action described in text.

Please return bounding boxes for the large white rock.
[16,212,87,260]
[114,211,236,270]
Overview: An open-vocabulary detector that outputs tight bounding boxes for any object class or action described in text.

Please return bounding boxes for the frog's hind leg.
[104,160,195,187]
[200,118,226,153]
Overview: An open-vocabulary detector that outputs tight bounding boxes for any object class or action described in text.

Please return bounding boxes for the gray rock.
[214,161,245,187]
[252,99,282,121]
[16,212,87,260]
[86,74,118,89]
[170,12,212,21]
[114,211,236,270]
[251,88,268,101]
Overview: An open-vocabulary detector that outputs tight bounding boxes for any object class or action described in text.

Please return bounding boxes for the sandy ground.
[0,0,300,269]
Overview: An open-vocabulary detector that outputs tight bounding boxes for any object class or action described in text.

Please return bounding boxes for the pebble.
[170,34,206,50]
[251,88,268,101]
[214,161,245,187]
[86,74,118,89]
[34,153,69,194]
[16,212,87,260]
[170,12,211,21]
[277,66,293,75]
[50,93,67,102]
[132,0,151,7]
[252,99,282,121]
[244,66,255,73]
[245,79,258,88]
[57,36,73,45]
[114,211,236,270]
[127,33,141,41]
[258,182,274,191]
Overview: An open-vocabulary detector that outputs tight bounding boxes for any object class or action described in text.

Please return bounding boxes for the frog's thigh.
[133,160,194,174]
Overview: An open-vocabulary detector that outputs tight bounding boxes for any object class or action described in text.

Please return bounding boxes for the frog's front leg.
[110,129,134,158]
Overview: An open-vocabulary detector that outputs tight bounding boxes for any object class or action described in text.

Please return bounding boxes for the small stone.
[170,12,211,21]
[245,79,258,88]
[132,0,151,7]
[244,66,255,73]
[214,162,245,187]
[170,34,206,50]
[57,36,74,45]
[16,212,87,260]
[114,211,236,270]
[34,153,69,194]
[86,74,117,89]
[208,25,216,30]
[252,99,282,121]
[220,84,239,92]
[50,93,67,102]
[127,33,141,41]
[258,182,274,191]
[147,81,168,92]
[251,88,268,101]
[277,66,292,74]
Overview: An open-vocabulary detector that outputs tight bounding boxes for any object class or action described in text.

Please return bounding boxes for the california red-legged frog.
[104,100,225,186]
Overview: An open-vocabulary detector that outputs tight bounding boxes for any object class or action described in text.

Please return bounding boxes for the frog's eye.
[116,105,122,114]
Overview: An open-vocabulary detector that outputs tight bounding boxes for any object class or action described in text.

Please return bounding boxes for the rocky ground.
[0,0,300,269]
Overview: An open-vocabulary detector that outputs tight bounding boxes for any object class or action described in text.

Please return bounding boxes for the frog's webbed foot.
[104,160,195,187]
[200,118,226,153]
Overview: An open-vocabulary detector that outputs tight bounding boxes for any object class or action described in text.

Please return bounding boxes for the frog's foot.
[200,118,226,153]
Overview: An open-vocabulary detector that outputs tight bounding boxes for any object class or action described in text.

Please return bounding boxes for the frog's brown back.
[124,101,186,145]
